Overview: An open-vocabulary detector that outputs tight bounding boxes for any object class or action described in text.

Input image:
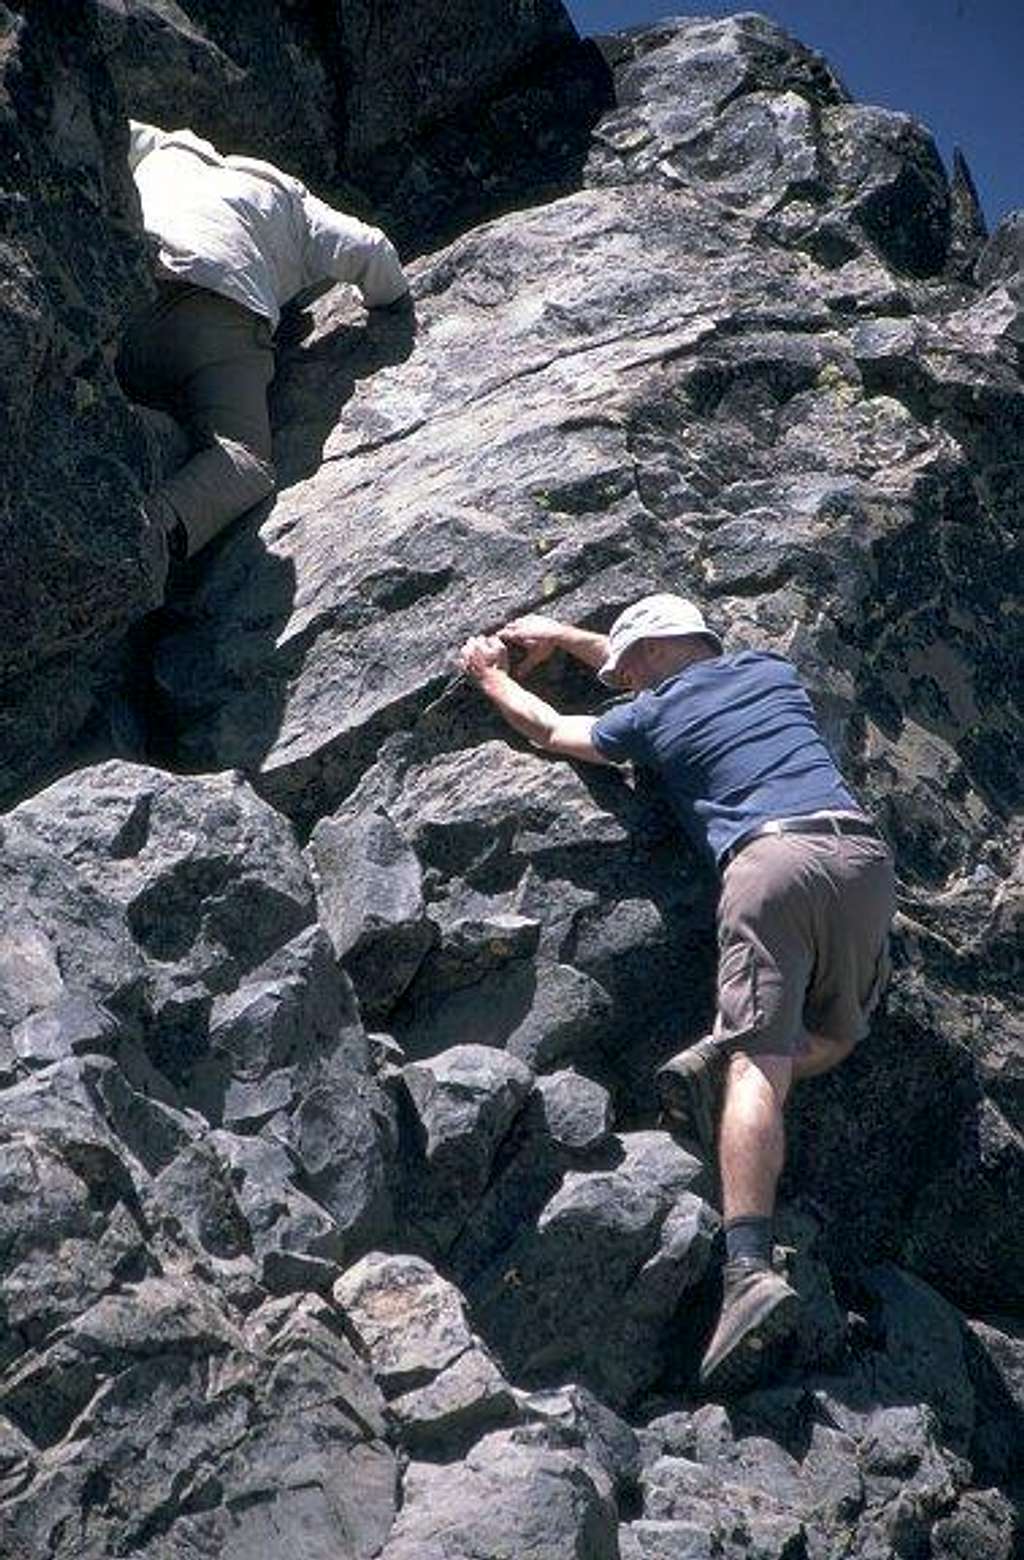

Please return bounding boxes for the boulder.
[208,1129,349,1294]
[397,1044,534,1251]
[308,808,435,1017]
[334,1252,477,1395]
[449,1067,616,1290]
[203,925,365,1128]
[389,1345,517,1456]
[334,1252,517,1458]
[378,1428,619,1560]
[0,1289,396,1560]
[6,762,315,1087]
[466,1131,716,1409]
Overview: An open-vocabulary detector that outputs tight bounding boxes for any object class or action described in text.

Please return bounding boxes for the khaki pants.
[715,833,896,1056]
[119,282,276,557]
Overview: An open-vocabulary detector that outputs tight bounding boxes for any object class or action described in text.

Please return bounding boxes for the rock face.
[93,0,342,185]
[4,5,1024,1557]
[95,0,600,224]
[0,2,157,802]
[0,0,609,809]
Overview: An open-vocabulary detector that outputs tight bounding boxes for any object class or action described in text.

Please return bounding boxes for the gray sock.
[724,1215,773,1267]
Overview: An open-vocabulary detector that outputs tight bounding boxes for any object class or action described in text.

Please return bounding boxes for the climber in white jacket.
[121,121,410,565]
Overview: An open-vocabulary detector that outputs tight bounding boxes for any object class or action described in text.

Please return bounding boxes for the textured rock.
[209,1129,349,1293]
[965,1317,1024,1484]
[94,0,340,185]
[378,1428,619,1560]
[516,1381,643,1501]
[0,835,146,1050]
[6,762,316,1089]
[308,808,435,1016]
[0,1065,396,1559]
[976,211,1024,289]
[0,2,156,805]
[389,1343,517,1454]
[633,1391,988,1560]
[148,12,1024,1339]
[0,1288,396,1560]
[286,1064,396,1258]
[466,1130,716,1409]
[203,924,361,1124]
[334,1252,477,1394]
[398,1043,534,1250]
[346,24,613,254]
[449,1067,616,1289]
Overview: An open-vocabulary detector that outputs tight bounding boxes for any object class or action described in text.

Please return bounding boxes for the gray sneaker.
[655,1036,728,1165]
[700,1258,800,1396]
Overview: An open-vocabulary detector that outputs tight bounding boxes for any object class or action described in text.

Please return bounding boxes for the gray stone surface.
[399,1043,535,1250]
[516,1382,642,1499]
[6,762,315,1088]
[309,808,435,1016]
[467,1130,716,1409]
[635,1392,994,1560]
[966,1316,1024,1484]
[389,1343,517,1454]
[448,1067,616,1291]
[0,1094,397,1559]
[0,3,157,806]
[94,0,340,186]
[976,210,1024,289]
[378,1428,619,1560]
[334,1252,476,1395]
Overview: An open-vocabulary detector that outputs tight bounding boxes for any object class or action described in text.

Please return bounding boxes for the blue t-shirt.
[591,650,861,866]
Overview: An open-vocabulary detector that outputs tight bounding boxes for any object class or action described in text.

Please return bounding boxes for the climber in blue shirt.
[458,593,895,1395]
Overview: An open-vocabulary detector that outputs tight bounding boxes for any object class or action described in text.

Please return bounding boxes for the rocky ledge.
[0,3,1022,1557]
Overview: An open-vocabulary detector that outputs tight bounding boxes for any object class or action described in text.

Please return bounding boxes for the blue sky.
[564,1,1022,229]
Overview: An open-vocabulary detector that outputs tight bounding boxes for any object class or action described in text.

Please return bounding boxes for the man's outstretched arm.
[459,636,611,765]
[498,613,610,677]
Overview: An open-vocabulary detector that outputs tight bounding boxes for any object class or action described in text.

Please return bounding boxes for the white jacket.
[128,121,408,327]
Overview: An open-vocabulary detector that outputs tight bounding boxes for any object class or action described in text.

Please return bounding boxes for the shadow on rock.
[270,297,418,489]
[144,523,298,778]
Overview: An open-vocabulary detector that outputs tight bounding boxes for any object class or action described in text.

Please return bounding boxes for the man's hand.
[457,627,608,765]
[458,634,510,682]
[498,614,567,675]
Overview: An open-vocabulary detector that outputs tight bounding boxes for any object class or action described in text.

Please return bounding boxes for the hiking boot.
[656,1035,728,1165]
[700,1258,800,1396]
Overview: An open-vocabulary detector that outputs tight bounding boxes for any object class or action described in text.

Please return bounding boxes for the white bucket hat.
[598,593,723,686]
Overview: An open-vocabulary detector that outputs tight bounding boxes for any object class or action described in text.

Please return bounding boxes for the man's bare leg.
[701,1034,857,1392]
[719,1051,792,1221]
[699,1050,799,1390]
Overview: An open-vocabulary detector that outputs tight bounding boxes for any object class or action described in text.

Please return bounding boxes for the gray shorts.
[714,832,896,1057]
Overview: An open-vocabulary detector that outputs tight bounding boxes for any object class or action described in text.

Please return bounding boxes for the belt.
[719,814,881,872]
